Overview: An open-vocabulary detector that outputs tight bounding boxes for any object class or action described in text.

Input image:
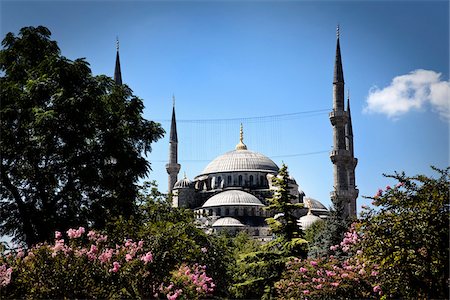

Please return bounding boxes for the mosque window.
[225,208,229,215]
[217,207,221,215]
[227,175,232,185]
[238,175,243,186]
[234,208,238,216]
[260,175,265,186]
[249,175,254,186]
[218,176,222,185]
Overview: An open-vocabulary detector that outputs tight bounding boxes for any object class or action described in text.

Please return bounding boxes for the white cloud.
[364,69,450,121]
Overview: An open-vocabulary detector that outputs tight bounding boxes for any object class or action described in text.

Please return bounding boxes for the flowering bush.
[274,224,382,299]
[0,227,215,299]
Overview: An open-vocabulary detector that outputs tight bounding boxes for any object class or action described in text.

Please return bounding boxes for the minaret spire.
[235,123,247,150]
[329,26,358,219]
[166,95,181,193]
[114,37,122,85]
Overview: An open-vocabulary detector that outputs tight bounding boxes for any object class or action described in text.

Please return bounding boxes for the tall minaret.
[166,96,181,193]
[329,26,358,218]
[114,38,122,85]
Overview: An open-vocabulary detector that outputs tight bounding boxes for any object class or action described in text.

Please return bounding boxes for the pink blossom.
[396,182,405,188]
[201,247,208,253]
[331,282,340,287]
[16,248,25,258]
[0,265,13,287]
[141,251,153,264]
[358,268,366,275]
[385,185,391,190]
[374,189,383,198]
[55,231,62,239]
[373,285,382,293]
[357,250,363,255]
[125,254,133,262]
[315,284,323,289]
[371,270,379,276]
[299,267,307,273]
[303,290,310,295]
[109,261,121,273]
[341,273,349,278]
[138,240,144,248]
[98,249,113,264]
[325,270,336,277]
[67,227,85,239]
[310,261,318,267]
[330,245,338,251]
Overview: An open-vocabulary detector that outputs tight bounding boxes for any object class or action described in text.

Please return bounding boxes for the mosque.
[114,28,358,238]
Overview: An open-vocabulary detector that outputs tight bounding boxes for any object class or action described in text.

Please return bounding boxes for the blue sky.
[1,0,448,213]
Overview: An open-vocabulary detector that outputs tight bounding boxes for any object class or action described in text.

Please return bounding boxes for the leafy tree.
[231,164,308,299]
[308,196,350,258]
[359,167,449,299]
[0,26,164,246]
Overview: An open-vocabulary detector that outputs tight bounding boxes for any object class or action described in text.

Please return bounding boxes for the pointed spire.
[333,25,344,84]
[347,91,353,136]
[170,96,178,143]
[235,123,247,150]
[114,37,122,85]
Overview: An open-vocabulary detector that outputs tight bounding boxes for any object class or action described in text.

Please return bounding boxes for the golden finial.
[235,123,247,150]
[116,37,119,51]
[305,198,313,215]
[183,172,187,179]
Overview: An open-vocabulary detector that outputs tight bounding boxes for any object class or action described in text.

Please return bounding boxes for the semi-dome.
[174,174,193,189]
[202,190,264,208]
[199,149,279,175]
[212,217,245,227]
[298,212,322,230]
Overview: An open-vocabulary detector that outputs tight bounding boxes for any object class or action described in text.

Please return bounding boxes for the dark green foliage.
[359,167,449,299]
[303,218,325,243]
[0,26,164,246]
[308,196,350,258]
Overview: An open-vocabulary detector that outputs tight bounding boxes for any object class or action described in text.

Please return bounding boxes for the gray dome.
[298,212,322,230]
[304,198,328,211]
[199,149,279,175]
[202,190,264,208]
[212,217,245,227]
[174,176,193,189]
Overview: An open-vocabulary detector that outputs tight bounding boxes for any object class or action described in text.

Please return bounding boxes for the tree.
[231,164,308,299]
[308,196,350,258]
[359,167,449,299]
[0,26,164,246]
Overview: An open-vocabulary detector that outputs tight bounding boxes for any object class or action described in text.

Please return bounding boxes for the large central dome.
[200,149,279,175]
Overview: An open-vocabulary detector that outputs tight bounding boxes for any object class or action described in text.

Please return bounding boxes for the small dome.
[298,212,322,230]
[174,175,193,189]
[212,217,245,227]
[202,190,264,208]
[303,197,328,212]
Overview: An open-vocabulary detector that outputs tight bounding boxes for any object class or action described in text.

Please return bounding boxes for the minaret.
[166,96,181,193]
[114,38,122,85]
[329,26,358,218]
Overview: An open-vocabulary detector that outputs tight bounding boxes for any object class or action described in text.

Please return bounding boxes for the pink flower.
[299,267,307,273]
[201,247,208,253]
[371,270,379,276]
[358,268,366,275]
[310,261,318,267]
[330,245,338,251]
[138,240,144,248]
[396,182,405,188]
[315,284,323,289]
[141,251,153,264]
[331,282,340,287]
[98,249,113,264]
[67,227,85,239]
[325,270,336,277]
[303,290,310,295]
[125,254,133,262]
[341,273,349,278]
[109,261,121,273]
[374,189,383,198]
[385,185,391,190]
[373,285,382,293]
[0,265,13,287]
[55,231,62,239]
[357,250,363,255]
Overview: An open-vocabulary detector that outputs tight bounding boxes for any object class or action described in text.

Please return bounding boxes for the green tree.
[359,167,449,299]
[0,26,164,246]
[308,196,350,258]
[231,164,307,299]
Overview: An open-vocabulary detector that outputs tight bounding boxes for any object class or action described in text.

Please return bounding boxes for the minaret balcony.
[330,189,358,200]
[329,110,348,125]
[329,149,351,162]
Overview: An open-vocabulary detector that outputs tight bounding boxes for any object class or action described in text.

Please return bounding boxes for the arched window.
[238,175,243,186]
[249,175,254,186]
[227,175,232,185]
[217,207,221,215]
[234,208,238,216]
[243,208,248,216]
[225,208,229,215]
[260,175,265,186]
[218,176,222,186]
